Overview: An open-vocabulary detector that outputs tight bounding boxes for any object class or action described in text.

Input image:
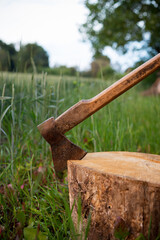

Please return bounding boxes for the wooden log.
[67,152,160,240]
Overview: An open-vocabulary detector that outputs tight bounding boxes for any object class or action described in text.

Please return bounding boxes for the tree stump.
[67,152,160,240]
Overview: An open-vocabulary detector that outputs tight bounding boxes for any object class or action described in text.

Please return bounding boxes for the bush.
[98,65,116,80]
[45,66,77,76]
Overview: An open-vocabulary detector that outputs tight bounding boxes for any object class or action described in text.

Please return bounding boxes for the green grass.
[0,71,160,239]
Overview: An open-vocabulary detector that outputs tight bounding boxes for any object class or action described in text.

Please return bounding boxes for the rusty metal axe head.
[37,117,87,172]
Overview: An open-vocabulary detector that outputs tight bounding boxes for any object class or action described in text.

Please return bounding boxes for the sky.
[0,0,141,71]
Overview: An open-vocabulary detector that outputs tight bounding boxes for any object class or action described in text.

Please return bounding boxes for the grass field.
[0,71,160,239]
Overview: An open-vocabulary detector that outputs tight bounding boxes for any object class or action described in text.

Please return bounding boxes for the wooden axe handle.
[55,54,160,134]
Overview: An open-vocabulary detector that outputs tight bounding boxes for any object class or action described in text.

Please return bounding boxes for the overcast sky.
[0,0,141,71]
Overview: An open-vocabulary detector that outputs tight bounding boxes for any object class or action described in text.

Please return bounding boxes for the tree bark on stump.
[67,152,160,240]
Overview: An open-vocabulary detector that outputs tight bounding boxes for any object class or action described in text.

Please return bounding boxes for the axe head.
[37,117,87,172]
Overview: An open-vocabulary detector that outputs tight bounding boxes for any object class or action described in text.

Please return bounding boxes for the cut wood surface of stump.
[67,152,160,240]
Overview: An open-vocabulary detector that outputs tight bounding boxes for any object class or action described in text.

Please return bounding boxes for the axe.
[38,54,160,172]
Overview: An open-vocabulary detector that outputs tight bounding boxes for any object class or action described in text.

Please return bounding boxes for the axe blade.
[51,133,87,172]
[37,117,87,172]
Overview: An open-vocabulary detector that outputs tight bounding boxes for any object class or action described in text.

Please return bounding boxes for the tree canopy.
[91,55,110,77]
[17,43,49,72]
[0,41,49,72]
[0,40,17,71]
[81,0,160,58]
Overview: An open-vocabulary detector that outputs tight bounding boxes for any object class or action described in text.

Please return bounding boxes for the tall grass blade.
[84,212,91,240]
[11,84,15,173]
[0,104,12,123]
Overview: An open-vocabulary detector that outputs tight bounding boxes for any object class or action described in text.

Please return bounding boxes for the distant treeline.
[0,39,121,79]
[0,40,49,72]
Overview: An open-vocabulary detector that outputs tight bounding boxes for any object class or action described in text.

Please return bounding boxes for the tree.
[17,43,49,72]
[81,0,160,58]
[91,55,110,77]
[0,40,17,71]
